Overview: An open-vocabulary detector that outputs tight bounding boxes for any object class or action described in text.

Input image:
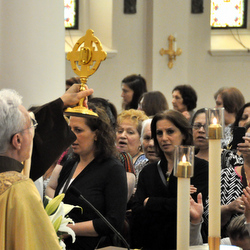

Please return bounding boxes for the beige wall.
[3,0,244,112]
[0,0,65,109]
[66,0,250,113]
[1,1,249,111]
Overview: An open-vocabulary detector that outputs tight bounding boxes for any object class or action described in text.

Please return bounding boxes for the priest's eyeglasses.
[192,123,206,130]
[10,118,38,143]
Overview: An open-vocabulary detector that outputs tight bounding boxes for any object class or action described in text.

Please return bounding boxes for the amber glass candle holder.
[206,108,224,140]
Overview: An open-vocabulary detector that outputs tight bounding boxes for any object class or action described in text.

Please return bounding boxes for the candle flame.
[212,117,217,125]
[182,154,186,162]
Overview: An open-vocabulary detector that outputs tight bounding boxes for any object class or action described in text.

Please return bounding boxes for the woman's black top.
[131,156,208,250]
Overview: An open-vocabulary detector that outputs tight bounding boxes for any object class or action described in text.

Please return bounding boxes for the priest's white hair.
[0,89,26,154]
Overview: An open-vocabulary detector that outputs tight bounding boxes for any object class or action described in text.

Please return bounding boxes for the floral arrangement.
[44,193,82,249]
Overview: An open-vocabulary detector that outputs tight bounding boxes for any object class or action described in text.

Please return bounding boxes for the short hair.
[88,97,117,130]
[139,91,169,116]
[172,85,197,111]
[191,108,207,125]
[117,109,149,136]
[151,110,193,158]
[0,89,26,154]
[214,87,227,100]
[140,118,153,144]
[218,87,245,114]
[73,103,118,162]
[227,214,250,241]
[122,74,147,110]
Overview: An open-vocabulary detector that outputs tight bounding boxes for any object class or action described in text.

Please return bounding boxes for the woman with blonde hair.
[116,109,149,180]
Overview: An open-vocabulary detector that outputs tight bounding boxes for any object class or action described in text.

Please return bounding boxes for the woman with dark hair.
[138,90,169,116]
[88,97,118,131]
[65,77,81,91]
[131,110,208,249]
[233,102,250,131]
[220,102,250,170]
[172,84,197,123]
[121,74,147,110]
[46,104,127,250]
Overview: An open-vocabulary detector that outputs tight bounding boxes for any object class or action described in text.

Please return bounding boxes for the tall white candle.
[208,139,221,237]
[208,117,222,250]
[177,177,190,250]
[176,155,191,250]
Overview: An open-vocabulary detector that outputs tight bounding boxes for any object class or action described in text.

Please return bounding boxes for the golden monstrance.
[64,29,107,117]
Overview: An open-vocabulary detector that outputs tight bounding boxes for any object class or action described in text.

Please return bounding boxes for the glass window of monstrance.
[210,0,247,28]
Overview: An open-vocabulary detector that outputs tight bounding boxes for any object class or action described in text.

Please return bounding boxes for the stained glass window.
[64,0,79,29]
[210,0,247,28]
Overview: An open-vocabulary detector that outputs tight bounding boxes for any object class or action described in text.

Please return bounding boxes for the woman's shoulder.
[221,166,238,177]
[135,153,147,163]
[100,156,124,170]
[221,167,242,186]
[100,155,122,164]
[194,156,208,168]
[221,149,243,169]
[139,161,158,174]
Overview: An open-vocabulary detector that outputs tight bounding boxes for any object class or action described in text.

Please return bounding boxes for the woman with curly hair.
[46,104,127,250]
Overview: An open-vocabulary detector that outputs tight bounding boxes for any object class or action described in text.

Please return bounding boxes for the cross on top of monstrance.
[64,29,107,117]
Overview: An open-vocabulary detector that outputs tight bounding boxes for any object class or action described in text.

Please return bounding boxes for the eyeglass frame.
[192,123,207,130]
[10,118,38,143]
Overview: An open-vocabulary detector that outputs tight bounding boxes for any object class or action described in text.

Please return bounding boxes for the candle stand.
[174,145,195,250]
[206,108,224,250]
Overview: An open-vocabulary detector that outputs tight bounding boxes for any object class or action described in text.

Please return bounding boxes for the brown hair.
[151,110,193,158]
[83,104,118,162]
[139,91,169,116]
[220,87,245,114]
[172,85,197,111]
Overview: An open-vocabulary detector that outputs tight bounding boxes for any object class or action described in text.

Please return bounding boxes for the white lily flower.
[59,240,66,250]
[44,195,82,245]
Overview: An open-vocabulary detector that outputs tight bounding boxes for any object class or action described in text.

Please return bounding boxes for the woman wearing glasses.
[191,108,208,162]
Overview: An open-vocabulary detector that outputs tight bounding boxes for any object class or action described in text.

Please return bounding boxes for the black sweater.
[55,156,128,250]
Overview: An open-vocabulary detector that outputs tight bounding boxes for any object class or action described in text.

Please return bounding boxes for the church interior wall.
[1,0,250,112]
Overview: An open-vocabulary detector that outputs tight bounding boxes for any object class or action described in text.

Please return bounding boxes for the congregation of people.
[1,74,250,250]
